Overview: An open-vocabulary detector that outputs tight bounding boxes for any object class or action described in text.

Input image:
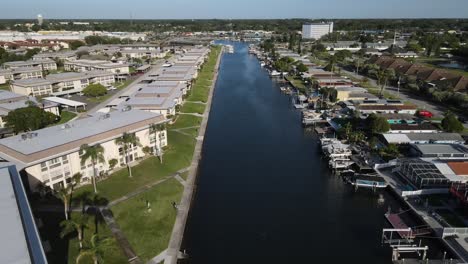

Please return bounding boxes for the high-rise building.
[302,22,334,40]
[37,14,43,26]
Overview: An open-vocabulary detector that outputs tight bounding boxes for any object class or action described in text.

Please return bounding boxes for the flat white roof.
[0,167,35,263]
[382,134,411,144]
[44,96,87,107]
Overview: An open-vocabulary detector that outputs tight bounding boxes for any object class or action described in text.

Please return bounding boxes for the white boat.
[270,70,281,77]
[260,62,266,67]
[294,103,308,109]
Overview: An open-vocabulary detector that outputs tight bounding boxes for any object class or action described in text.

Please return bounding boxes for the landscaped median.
[65,45,222,263]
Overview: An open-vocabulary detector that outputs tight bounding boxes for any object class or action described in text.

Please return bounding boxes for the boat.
[302,111,323,125]
[294,103,308,109]
[270,70,281,77]
[260,62,266,67]
[329,158,355,169]
[346,174,388,189]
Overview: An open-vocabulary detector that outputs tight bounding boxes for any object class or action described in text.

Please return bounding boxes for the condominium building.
[3,58,57,71]
[120,82,186,116]
[33,51,77,61]
[64,59,130,75]
[302,22,334,40]
[11,71,115,97]
[0,109,167,191]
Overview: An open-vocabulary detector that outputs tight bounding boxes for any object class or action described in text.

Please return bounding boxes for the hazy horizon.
[1,0,467,20]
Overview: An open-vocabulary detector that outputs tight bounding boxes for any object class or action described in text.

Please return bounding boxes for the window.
[49,158,60,165]
[62,155,69,164]
[41,162,48,172]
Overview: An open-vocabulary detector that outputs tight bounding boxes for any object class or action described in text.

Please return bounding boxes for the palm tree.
[115,133,141,178]
[55,186,72,220]
[60,214,89,249]
[76,234,114,264]
[375,69,389,97]
[149,123,166,164]
[80,144,105,194]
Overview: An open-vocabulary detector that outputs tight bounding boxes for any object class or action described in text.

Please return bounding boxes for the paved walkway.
[163,48,223,264]
[178,113,204,117]
[101,207,142,264]
[147,249,167,264]
[184,101,206,105]
[174,175,186,186]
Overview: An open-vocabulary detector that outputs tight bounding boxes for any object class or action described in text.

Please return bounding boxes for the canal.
[181,41,437,263]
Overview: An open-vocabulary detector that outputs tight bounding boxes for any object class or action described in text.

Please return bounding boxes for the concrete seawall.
[164,47,223,264]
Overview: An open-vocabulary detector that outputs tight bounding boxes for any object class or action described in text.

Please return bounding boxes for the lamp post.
[397,76,401,98]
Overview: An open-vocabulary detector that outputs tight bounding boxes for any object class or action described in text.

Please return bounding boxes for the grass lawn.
[180,102,206,114]
[285,76,306,93]
[57,111,77,125]
[74,130,196,202]
[185,46,221,103]
[116,79,134,89]
[169,115,202,130]
[111,178,184,262]
[0,83,10,90]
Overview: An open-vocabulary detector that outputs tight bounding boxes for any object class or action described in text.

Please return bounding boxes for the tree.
[4,106,57,134]
[334,50,352,62]
[60,214,89,249]
[76,234,114,264]
[69,40,85,50]
[108,159,118,170]
[296,63,308,73]
[150,123,166,163]
[76,50,89,59]
[367,113,390,134]
[115,133,141,178]
[82,84,107,98]
[55,186,72,220]
[441,111,464,133]
[80,144,105,193]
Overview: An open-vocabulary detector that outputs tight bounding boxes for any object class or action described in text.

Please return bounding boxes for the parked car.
[107,86,117,91]
[417,110,433,118]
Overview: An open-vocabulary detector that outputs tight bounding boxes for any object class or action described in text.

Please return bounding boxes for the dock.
[385,213,432,239]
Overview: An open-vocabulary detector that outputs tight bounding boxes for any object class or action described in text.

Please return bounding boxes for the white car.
[107,86,117,91]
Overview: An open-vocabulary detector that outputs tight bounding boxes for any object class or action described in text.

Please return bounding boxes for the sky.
[2,0,468,19]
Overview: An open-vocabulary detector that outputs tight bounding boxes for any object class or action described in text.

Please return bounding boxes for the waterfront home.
[0,109,167,191]
[381,133,465,145]
[389,123,440,134]
[377,113,416,124]
[394,158,450,189]
[335,86,377,101]
[410,144,468,159]
[357,104,418,115]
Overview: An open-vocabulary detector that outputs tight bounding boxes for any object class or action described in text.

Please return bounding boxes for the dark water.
[182,41,438,263]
